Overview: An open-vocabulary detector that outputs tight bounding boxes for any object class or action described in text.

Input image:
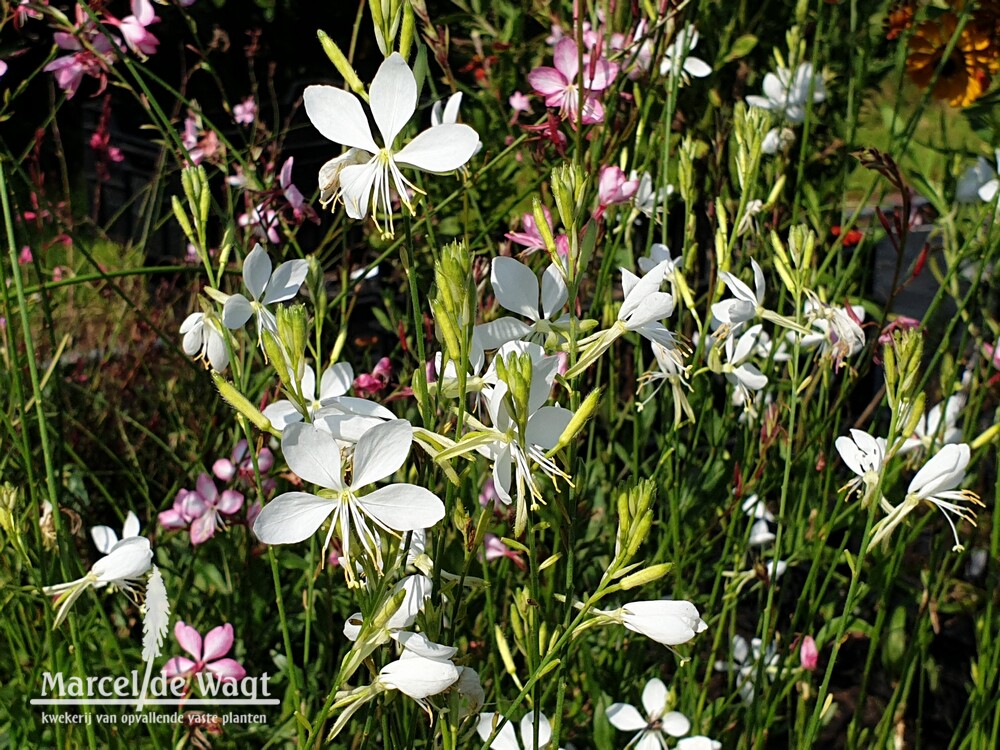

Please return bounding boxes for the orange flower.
[906,12,999,107]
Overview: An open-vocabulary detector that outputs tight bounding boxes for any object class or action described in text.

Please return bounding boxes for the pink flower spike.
[800,636,818,671]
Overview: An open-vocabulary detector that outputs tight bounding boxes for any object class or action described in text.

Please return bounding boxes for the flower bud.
[212,373,278,437]
[317,30,367,97]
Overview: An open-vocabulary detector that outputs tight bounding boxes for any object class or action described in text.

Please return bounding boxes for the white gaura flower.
[793,298,866,370]
[723,324,768,405]
[956,149,1000,203]
[91,510,140,554]
[477,712,557,750]
[658,25,712,83]
[761,126,796,155]
[304,53,480,237]
[712,259,764,331]
[598,599,707,647]
[835,428,888,503]
[742,494,776,547]
[638,242,682,277]
[180,311,229,371]
[871,443,982,551]
[746,62,826,124]
[377,651,460,702]
[632,171,674,218]
[607,677,692,750]
[252,420,445,580]
[714,635,780,703]
[899,395,964,456]
[222,243,309,339]
[475,257,570,349]
[42,536,153,628]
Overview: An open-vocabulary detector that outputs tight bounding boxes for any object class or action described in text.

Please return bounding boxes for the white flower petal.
[122,511,140,539]
[359,484,445,531]
[540,263,568,319]
[492,257,541,320]
[661,711,691,737]
[475,318,534,350]
[339,159,381,220]
[242,244,272,301]
[303,85,378,153]
[222,294,254,330]
[606,702,647,731]
[477,713,520,750]
[394,123,480,172]
[395,630,457,660]
[520,713,552,750]
[641,677,667,717]
[369,52,418,147]
[91,525,118,555]
[262,400,304,430]
[262,259,309,304]
[387,575,433,630]
[320,362,354,399]
[352,419,413,488]
[282,422,343,490]
[252,492,335,544]
[525,406,573,449]
[92,537,152,583]
[908,443,970,498]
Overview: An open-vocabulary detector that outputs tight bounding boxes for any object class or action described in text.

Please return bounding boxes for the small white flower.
[712,259,765,330]
[252,420,445,578]
[378,652,460,701]
[304,53,479,237]
[714,635,779,703]
[659,25,712,83]
[475,257,570,349]
[607,677,693,750]
[632,171,673,218]
[619,261,677,346]
[262,362,354,430]
[905,443,981,550]
[477,711,556,750]
[746,62,825,124]
[724,324,769,404]
[180,312,229,371]
[835,428,887,501]
[761,126,796,155]
[222,243,309,339]
[43,536,154,628]
[898,395,964,456]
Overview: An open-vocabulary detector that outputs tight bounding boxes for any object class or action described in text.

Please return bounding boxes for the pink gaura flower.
[212,439,275,486]
[44,8,118,99]
[483,533,526,570]
[239,204,281,245]
[163,622,246,683]
[158,474,244,545]
[108,0,160,57]
[353,357,392,398]
[279,157,318,225]
[595,165,639,218]
[505,206,569,257]
[233,96,256,126]
[527,38,618,125]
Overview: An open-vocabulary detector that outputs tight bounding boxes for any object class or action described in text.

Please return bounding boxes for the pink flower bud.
[800,635,818,671]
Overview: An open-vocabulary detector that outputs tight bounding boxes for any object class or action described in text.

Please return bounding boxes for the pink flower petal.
[162,656,196,679]
[202,623,235,662]
[189,511,217,546]
[174,621,203,660]
[206,658,246,681]
[217,490,245,515]
[527,67,567,98]
[552,38,580,79]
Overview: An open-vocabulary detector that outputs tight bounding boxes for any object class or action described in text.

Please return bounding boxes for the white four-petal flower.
[304,53,480,236]
[252,420,445,575]
[222,243,309,339]
[475,257,569,349]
